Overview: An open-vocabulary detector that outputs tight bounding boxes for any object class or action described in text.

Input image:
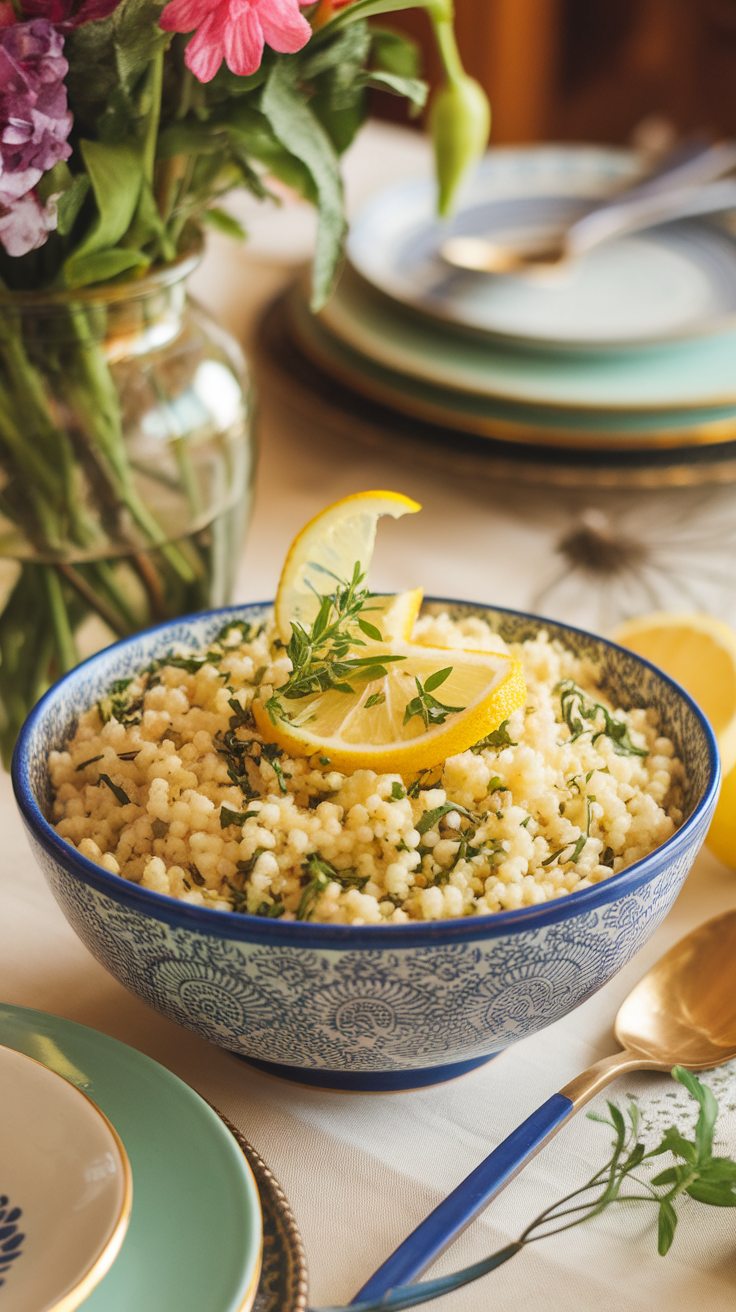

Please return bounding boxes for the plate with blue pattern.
[347,145,736,350]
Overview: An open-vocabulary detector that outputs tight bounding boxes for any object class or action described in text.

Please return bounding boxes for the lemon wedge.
[614,611,736,871]
[274,490,421,643]
[253,637,525,774]
[614,612,736,775]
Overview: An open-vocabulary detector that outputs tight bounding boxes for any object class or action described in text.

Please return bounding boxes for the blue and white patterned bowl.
[12,601,720,1092]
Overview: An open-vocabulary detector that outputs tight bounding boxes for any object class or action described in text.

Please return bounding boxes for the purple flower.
[0,20,72,203]
[0,19,72,255]
[0,186,58,255]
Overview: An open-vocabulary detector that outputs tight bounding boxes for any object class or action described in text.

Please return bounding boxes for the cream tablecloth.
[2,124,735,1312]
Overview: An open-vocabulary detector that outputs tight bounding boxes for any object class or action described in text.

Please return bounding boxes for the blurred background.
[374,0,736,145]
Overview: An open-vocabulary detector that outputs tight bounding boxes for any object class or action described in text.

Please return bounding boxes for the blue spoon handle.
[351,1092,574,1305]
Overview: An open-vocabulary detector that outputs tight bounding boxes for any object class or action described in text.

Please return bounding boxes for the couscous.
[49,611,685,924]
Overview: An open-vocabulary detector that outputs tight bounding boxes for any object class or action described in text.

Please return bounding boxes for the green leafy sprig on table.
[556,679,648,759]
[313,1067,736,1312]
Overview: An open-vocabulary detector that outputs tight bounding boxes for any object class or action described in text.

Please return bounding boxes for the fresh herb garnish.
[296,855,370,919]
[75,754,104,771]
[391,782,406,800]
[265,564,405,725]
[487,775,508,794]
[328,1070,736,1312]
[542,794,596,867]
[97,676,146,726]
[416,801,475,835]
[254,899,285,918]
[220,805,260,829]
[365,692,386,708]
[98,773,130,805]
[470,719,517,753]
[557,679,648,758]
[403,668,464,731]
[407,769,442,799]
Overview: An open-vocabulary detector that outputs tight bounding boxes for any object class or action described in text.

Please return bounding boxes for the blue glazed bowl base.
[235,1052,501,1093]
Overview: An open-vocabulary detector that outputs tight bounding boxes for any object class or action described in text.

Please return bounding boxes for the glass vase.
[0,252,254,766]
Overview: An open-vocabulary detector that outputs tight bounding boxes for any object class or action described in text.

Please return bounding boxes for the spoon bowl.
[614,907,736,1068]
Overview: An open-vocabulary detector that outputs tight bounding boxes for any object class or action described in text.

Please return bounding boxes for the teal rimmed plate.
[0,1004,263,1312]
[318,268,736,414]
[288,282,736,449]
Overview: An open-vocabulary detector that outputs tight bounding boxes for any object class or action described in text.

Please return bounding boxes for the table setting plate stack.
[263,144,736,487]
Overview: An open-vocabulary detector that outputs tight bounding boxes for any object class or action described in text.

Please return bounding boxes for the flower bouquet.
[0,0,488,765]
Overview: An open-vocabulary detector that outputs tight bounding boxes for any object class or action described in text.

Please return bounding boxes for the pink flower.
[160,0,313,84]
[0,186,58,255]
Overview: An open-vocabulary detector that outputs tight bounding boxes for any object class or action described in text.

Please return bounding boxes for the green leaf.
[357,617,383,642]
[56,174,91,237]
[201,207,247,241]
[359,71,428,110]
[261,58,346,310]
[606,1100,626,1143]
[99,773,131,806]
[220,805,260,829]
[657,1199,678,1255]
[416,801,473,835]
[391,782,406,799]
[660,1127,698,1164]
[672,1067,718,1162]
[651,1167,682,1187]
[424,666,452,692]
[63,248,150,288]
[697,1157,736,1182]
[63,140,144,284]
[685,1180,736,1207]
[370,25,422,77]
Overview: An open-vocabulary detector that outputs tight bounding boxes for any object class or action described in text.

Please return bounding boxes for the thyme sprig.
[403,668,464,731]
[265,563,403,724]
[313,1068,736,1312]
[557,679,648,758]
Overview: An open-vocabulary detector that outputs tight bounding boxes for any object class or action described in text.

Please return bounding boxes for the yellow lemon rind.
[253,657,526,776]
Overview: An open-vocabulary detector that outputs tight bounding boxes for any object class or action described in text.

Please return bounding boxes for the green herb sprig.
[312,1068,736,1312]
[403,668,464,731]
[557,680,648,758]
[470,719,517,753]
[265,563,404,723]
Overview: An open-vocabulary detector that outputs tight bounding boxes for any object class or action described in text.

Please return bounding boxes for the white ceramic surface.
[347,145,736,349]
[0,1045,131,1312]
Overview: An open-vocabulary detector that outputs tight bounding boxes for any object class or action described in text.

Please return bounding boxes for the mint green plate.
[319,267,736,413]
[0,1004,262,1312]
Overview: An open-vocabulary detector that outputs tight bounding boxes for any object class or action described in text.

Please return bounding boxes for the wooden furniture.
[374,0,736,145]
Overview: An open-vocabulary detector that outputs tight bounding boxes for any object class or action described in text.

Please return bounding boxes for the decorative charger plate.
[0,1005,300,1312]
[347,144,736,350]
[318,267,736,413]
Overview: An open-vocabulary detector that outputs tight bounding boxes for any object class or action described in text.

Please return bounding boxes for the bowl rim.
[12,598,720,949]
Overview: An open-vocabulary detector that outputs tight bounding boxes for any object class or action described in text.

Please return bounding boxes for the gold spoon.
[353,907,736,1304]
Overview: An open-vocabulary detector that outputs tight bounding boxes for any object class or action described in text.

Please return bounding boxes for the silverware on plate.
[441,139,736,273]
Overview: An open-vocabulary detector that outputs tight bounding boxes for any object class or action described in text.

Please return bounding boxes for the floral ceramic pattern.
[0,1195,24,1287]
[14,601,719,1087]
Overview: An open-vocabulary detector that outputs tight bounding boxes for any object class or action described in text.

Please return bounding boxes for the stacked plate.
[273,145,736,487]
[0,1006,307,1312]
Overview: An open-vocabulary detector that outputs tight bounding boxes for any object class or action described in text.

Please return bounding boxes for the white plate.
[0,1044,132,1312]
[347,145,736,349]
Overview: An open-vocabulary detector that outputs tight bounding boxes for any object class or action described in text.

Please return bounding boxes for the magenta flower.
[160,0,313,84]
[21,0,124,32]
[0,19,72,255]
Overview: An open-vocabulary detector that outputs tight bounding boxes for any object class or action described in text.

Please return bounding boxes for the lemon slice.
[614,612,736,775]
[367,588,424,642]
[274,491,421,643]
[253,640,525,774]
[614,612,736,873]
